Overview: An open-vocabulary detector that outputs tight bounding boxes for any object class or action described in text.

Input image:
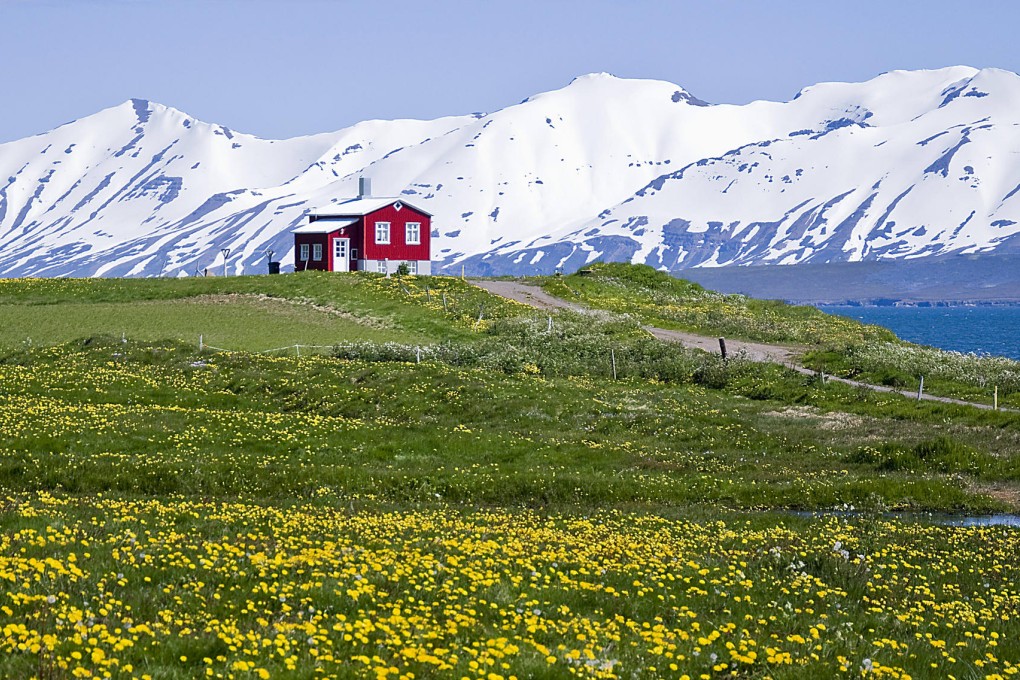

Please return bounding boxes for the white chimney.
[359,177,372,198]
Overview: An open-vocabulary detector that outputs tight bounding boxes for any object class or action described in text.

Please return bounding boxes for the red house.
[293,178,432,274]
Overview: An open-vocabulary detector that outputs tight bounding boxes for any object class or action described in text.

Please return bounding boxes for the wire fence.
[199,335,338,357]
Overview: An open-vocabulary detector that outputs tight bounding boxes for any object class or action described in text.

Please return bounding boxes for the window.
[299,243,309,261]
[377,260,388,274]
[351,248,359,260]
[312,243,323,261]
[405,261,418,275]
[375,221,391,244]
[405,222,421,245]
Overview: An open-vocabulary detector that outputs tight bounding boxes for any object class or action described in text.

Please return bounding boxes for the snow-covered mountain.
[2,66,1020,277]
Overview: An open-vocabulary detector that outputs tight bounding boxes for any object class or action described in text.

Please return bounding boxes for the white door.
[333,238,350,272]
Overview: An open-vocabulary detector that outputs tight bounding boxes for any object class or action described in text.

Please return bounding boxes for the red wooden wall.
[294,233,330,271]
[360,204,431,262]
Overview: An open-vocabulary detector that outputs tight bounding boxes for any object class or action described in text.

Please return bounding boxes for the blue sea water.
[817,305,1020,360]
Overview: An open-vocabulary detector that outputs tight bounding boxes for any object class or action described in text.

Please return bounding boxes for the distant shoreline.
[680,254,1020,306]
[813,300,1020,307]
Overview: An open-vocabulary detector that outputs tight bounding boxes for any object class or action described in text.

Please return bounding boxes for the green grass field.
[0,272,525,351]
[1,267,1018,680]
[0,296,410,350]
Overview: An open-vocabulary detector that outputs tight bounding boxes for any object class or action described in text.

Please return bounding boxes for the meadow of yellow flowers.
[3,495,1018,679]
[1,272,1018,679]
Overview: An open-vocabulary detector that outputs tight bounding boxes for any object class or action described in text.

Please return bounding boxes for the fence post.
[548,316,553,332]
[296,345,301,357]
[199,334,203,351]
[917,375,924,401]
[611,348,617,380]
[994,385,999,410]
[425,286,432,303]
[416,346,421,364]
[477,304,485,322]
[442,292,448,312]
[718,337,728,361]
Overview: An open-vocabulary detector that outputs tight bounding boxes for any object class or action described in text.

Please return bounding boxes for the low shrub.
[331,311,756,386]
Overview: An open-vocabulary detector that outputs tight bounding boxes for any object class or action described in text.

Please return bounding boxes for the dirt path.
[472,280,589,313]
[471,279,1016,413]
[473,279,803,363]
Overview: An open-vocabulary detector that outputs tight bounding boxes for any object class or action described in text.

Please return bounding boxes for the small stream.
[933,514,1020,527]
[788,511,1020,528]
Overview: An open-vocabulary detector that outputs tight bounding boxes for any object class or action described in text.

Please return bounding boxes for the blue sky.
[2,0,1018,143]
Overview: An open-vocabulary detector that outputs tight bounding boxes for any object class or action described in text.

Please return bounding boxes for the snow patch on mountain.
[1,67,1020,277]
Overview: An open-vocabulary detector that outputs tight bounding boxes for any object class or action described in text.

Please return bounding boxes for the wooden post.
[461,264,465,280]
[611,349,617,380]
[718,337,728,361]
[199,334,203,351]
[442,292,448,312]
[994,386,999,410]
[416,346,421,364]
[296,345,301,357]
[547,316,553,332]
[477,304,485,322]
[917,375,924,401]
[425,286,431,303]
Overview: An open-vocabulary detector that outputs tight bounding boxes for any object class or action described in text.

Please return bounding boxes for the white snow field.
[1,67,1018,277]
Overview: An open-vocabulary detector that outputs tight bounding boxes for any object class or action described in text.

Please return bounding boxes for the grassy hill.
[1,268,1018,679]
[541,262,1020,408]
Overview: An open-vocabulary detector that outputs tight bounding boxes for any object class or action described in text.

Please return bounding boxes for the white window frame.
[377,260,388,274]
[375,221,391,244]
[405,261,418,275]
[405,222,421,245]
[351,248,359,260]
[312,243,323,261]
[299,243,309,261]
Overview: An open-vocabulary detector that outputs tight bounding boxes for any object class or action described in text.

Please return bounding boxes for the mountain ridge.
[2,66,1019,278]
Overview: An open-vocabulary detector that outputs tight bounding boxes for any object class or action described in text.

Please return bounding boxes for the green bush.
[330,311,753,386]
